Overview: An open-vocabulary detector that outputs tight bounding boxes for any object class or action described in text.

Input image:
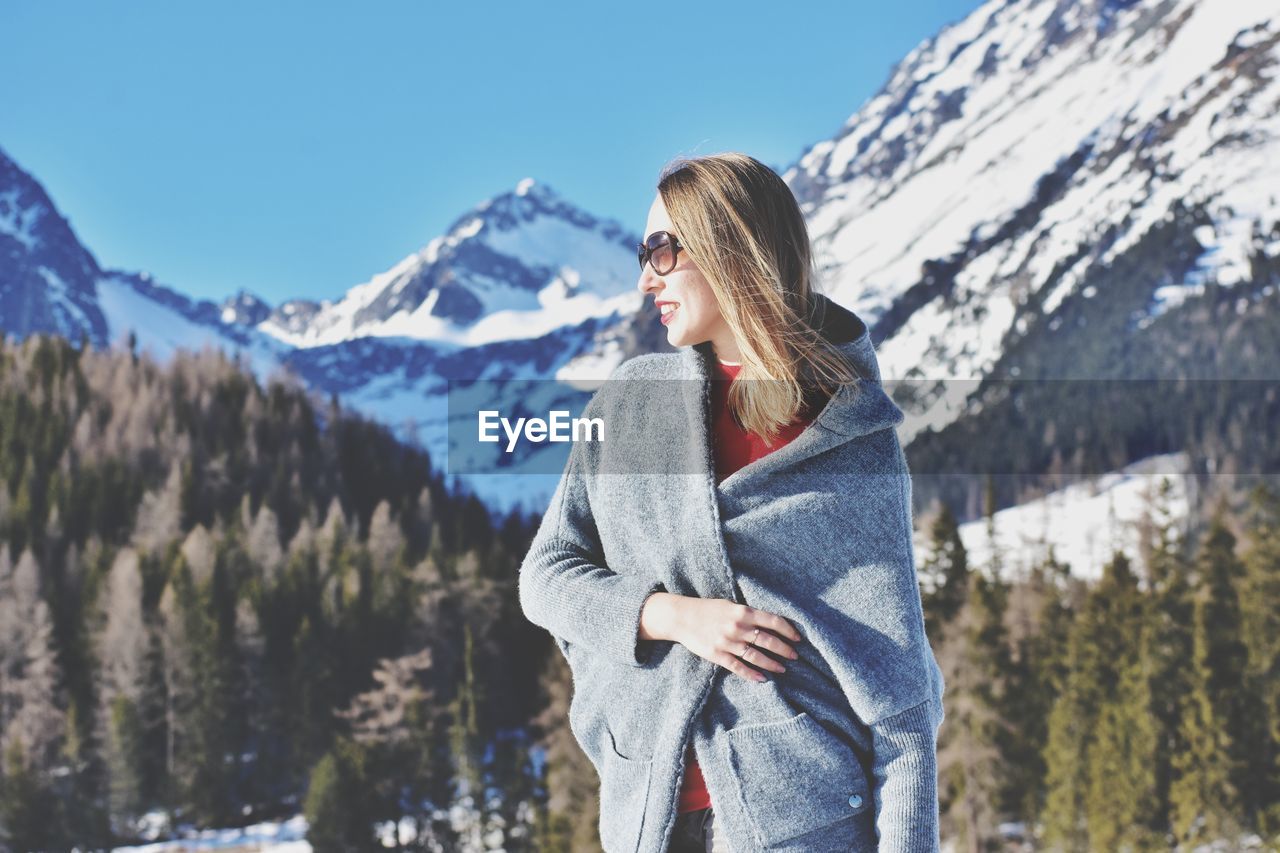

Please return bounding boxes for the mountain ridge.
[5,0,1278,519]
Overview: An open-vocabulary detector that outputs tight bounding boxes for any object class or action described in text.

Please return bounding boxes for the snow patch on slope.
[789,0,1280,398]
[916,452,1196,585]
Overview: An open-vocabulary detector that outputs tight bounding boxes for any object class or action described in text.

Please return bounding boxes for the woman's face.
[637,193,740,362]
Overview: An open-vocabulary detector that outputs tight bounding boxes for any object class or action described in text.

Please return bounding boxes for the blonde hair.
[657,152,862,441]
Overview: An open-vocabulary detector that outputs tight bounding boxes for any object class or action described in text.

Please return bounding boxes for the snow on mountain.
[96,271,291,381]
[220,289,273,326]
[1,144,290,374]
[916,451,1195,586]
[12,0,1272,524]
[783,0,1280,442]
[256,177,643,351]
[0,145,109,345]
[248,176,655,515]
[1,144,650,517]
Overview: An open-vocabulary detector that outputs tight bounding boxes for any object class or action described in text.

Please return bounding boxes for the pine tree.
[1239,482,1280,837]
[157,573,196,816]
[1141,476,1195,837]
[292,611,339,778]
[94,547,152,823]
[937,570,1010,852]
[0,549,69,774]
[246,501,284,588]
[157,552,239,824]
[335,646,436,848]
[1000,547,1073,830]
[304,736,377,852]
[529,647,600,853]
[1084,557,1161,849]
[446,604,505,849]
[232,595,268,810]
[365,499,406,575]
[132,462,184,555]
[1042,551,1144,850]
[984,474,1003,582]
[195,535,240,824]
[1169,510,1251,844]
[451,622,485,808]
[921,502,968,643]
[0,738,63,852]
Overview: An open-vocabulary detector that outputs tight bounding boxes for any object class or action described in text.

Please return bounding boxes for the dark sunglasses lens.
[647,233,675,274]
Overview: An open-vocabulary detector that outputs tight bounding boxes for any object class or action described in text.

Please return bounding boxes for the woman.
[519,153,945,853]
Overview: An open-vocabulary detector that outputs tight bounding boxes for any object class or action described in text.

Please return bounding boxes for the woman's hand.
[639,592,803,682]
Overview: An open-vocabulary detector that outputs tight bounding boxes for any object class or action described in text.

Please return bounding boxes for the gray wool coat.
[518,292,946,852]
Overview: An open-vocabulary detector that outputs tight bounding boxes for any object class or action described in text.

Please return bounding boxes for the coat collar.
[678,293,904,493]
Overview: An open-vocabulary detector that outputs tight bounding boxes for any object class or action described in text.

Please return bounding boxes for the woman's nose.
[637,262,665,296]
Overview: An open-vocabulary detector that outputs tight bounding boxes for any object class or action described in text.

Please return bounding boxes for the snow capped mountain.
[783,0,1280,442]
[0,147,109,345]
[0,144,288,365]
[256,177,643,351]
[95,270,289,377]
[7,0,1277,522]
[1,144,649,391]
[249,175,662,513]
[221,289,273,327]
[0,144,656,514]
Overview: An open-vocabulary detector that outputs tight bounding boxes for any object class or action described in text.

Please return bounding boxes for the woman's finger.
[738,605,801,658]
[746,627,800,662]
[738,604,801,644]
[717,651,767,683]
[738,639,788,675]
[756,609,802,643]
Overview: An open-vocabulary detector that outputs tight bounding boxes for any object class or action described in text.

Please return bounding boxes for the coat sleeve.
[869,691,945,852]
[851,429,948,852]
[517,371,668,668]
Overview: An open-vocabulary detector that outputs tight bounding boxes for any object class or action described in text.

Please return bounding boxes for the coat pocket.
[723,711,874,849]
[597,726,652,853]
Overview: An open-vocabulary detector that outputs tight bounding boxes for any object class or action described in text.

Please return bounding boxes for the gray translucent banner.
[444,377,1280,477]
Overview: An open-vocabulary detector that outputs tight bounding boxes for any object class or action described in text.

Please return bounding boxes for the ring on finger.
[741,628,763,661]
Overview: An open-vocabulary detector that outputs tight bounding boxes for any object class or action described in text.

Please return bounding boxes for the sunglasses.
[637,230,685,276]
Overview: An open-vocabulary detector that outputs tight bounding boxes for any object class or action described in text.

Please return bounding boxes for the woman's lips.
[660,305,679,325]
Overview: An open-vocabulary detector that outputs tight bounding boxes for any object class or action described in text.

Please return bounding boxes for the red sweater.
[677,358,821,813]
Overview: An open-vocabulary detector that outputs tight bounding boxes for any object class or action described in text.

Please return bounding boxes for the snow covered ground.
[111,814,309,852]
[110,792,535,852]
[915,451,1197,584]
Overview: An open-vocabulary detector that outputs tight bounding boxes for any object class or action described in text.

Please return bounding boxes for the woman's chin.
[664,319,695,347]
[666,328,691,347]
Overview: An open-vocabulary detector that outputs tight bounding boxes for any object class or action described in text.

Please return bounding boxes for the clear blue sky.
[1,0,979,306]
